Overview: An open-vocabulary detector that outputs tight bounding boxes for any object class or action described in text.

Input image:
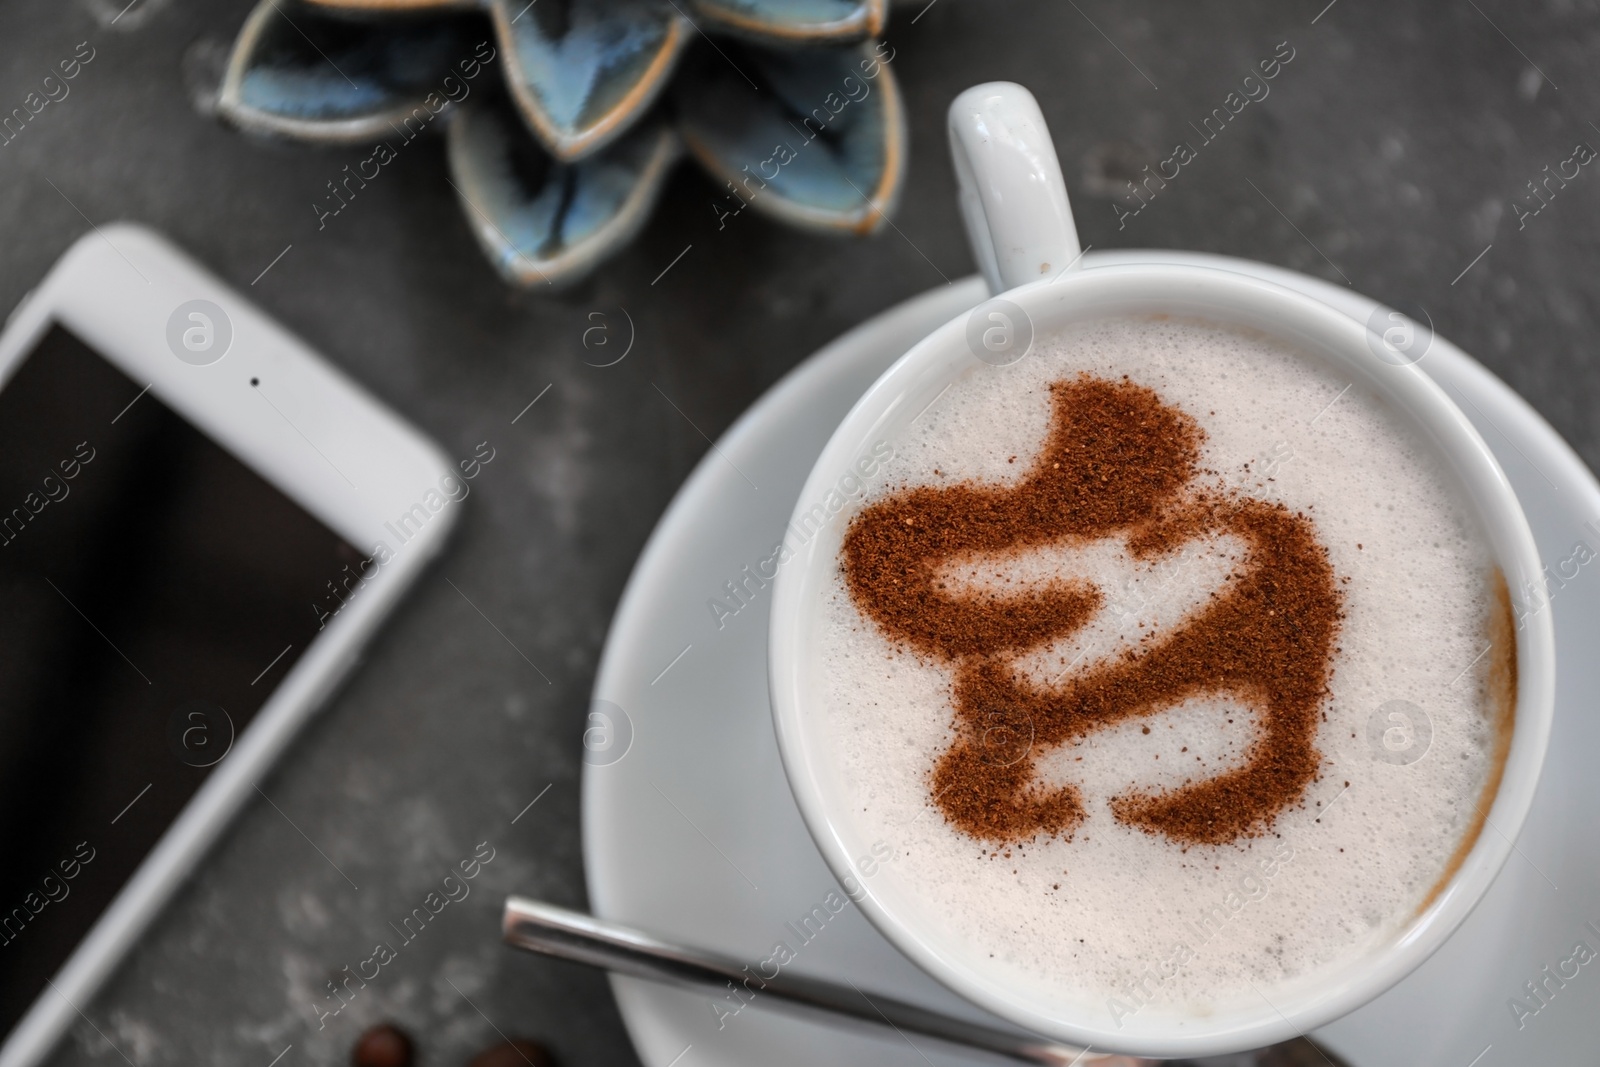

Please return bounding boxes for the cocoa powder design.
[841,375,1342,847]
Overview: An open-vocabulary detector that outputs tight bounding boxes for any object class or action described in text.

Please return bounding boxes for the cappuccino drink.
[816,314,1513,1024]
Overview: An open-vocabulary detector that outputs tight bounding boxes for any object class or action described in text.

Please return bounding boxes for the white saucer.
[582,252,1600,1067]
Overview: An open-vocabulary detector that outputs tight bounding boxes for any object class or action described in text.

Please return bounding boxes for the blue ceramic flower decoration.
[216,0,907,287]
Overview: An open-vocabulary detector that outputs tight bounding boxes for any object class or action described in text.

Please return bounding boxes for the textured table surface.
[2,1,1597,1065]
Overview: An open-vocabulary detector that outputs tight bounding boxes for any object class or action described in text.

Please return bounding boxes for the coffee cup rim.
[767,261,1555,1058]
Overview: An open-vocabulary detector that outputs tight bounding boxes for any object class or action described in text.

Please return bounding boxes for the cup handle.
[947,82,1081,295]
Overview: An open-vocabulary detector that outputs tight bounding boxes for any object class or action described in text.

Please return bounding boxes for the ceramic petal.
[218,0,482,143]
[688,0,884,43]
[674,40,905,234]
[488,0,689,162]
[446,94,681,286]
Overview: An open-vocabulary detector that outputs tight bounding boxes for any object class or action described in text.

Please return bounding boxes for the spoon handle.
[501,896,1112,1066]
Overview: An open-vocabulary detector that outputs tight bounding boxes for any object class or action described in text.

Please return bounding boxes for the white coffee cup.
[768,82,1555,1058]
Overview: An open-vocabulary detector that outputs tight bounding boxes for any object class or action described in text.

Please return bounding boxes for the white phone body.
[0,224,460,1067]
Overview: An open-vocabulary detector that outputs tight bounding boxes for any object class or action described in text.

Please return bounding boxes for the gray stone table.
[1,0,1596,1064]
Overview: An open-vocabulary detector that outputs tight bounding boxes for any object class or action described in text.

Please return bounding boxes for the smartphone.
[0,225,460,1067]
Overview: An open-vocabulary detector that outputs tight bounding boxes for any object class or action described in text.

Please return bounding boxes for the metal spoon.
[502,896,1101,1065]
[502,897,1348,1067]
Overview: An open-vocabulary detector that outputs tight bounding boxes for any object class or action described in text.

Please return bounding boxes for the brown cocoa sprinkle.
[841,375,1342,848]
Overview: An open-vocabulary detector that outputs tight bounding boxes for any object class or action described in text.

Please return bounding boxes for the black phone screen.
[0,324,357,1036]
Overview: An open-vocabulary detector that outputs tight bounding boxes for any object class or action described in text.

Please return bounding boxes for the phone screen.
[0,324,357,1035]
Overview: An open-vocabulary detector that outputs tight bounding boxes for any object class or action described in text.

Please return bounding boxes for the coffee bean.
[467,1038,556,1067]
[351,1023,414,1067]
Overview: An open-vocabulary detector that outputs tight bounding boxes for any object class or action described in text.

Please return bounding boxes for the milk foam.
[813,315,1501,1021]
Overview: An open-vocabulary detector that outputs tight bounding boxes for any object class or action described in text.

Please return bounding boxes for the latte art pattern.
[813,315,1505,1015]
[842,376,1343,846]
